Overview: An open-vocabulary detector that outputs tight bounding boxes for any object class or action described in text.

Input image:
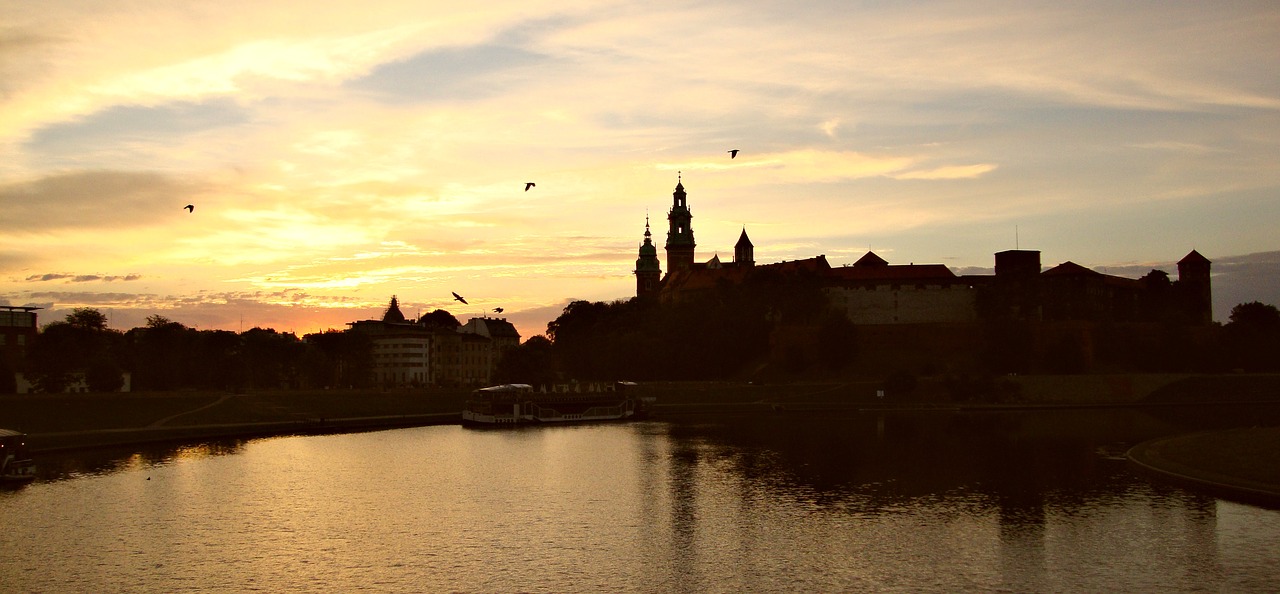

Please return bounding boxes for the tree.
[85,357,126,392]
[66,307,110,331]
[146,314,175,328]
[493,335,559,385]
[239,328,305,389]
[1224,301,1280,372]
[302,329,373,388]
[1228,301,1280,331]
[26,308,124,392]
[419,309,461,329]
[125,318,194,390]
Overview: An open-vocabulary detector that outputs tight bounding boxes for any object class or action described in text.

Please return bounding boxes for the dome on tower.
[382,295,406,323]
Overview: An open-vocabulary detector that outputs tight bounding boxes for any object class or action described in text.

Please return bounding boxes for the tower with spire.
[734,228,754,267]
[665,174,696,274]
[635,215,662,298]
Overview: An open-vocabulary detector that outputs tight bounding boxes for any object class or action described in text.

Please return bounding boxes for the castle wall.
[826,284,978,325]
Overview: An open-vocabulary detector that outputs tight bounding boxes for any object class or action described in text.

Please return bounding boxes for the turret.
[635,216,662,298]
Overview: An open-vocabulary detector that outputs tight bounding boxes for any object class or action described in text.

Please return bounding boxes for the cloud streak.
[24,273,142,283]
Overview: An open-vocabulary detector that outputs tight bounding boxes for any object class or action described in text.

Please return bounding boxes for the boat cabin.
[1,429,36,484]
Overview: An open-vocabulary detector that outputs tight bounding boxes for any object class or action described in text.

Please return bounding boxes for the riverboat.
[462,381,652,426]
[0,429,36,485]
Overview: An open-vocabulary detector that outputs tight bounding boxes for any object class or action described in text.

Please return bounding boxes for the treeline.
[5,310,374,393]
[8,293,1277,394]
[495,295,1280,384]
[495,269,858,384]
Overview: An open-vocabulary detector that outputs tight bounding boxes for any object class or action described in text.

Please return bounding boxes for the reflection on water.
[2,406,1280,592]
[33,440,251,482]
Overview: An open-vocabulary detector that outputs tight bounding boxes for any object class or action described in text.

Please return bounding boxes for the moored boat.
[462,381,653,425]
[1,429,36,485]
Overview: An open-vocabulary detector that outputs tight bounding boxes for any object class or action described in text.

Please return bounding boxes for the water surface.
[3,408,1279,592]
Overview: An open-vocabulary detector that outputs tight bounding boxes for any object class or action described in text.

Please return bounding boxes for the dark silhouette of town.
[3,178,1279,397]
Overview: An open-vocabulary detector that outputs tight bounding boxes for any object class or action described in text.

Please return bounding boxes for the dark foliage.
[419,309,461,329]
[540,271,841,381]
[22,308,375,393]
[303,329,374,388]
[1223,301,1280,372]
[493,335,558,385]
[25,312,125,393]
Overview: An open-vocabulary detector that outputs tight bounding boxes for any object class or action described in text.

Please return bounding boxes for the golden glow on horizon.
[2,2,1279,338]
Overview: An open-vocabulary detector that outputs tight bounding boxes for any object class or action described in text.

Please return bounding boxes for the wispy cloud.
[24,273,141,283]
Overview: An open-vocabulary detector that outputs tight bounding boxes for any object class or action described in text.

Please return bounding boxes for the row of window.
[0,334,26,346]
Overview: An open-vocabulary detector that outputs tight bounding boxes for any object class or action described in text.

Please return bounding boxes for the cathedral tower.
[665,175,696,273]
[635,216,662,298]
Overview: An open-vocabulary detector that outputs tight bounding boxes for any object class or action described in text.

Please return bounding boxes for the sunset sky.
[3,1,1279,340]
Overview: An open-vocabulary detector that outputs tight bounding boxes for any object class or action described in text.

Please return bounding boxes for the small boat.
[462,381,653,426]
[1,429,36,485]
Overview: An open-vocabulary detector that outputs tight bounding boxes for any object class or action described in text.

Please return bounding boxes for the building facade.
[0,306,39,372]
[349,296,521,388]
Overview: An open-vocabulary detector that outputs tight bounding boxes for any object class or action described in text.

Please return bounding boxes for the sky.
[3,1,1279,340]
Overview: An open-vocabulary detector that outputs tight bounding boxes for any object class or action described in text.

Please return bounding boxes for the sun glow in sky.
[3,1,1280,339]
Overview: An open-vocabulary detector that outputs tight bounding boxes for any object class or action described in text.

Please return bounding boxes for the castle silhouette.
[634,177,1213,372]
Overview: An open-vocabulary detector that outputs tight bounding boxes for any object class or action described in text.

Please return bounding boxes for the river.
[3,407,1280,592]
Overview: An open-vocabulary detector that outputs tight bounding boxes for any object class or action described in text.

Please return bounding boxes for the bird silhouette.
[184,204,194,212]
[493,307,503,313]
[728,149,739,159]
[525,182,535,191]
[452,292,468,305]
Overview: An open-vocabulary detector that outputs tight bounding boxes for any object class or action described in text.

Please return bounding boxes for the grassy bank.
[1128,427,1280,508]
[4,373,1279,453]
[1,389,470,451]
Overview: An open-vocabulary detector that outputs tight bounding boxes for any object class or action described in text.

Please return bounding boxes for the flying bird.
[728,149,739,159]
[452,292,468,305]
[493,307,503,313]
[184,204,194,212]
[525,182,535,191]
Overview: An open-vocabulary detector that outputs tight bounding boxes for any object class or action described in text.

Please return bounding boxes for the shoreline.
[26,412,462,453]
[6,375,1280,506]
[1127,427,1280,509]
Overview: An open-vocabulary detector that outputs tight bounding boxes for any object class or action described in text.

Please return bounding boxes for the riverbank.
[1128,427,1280,509]
[1,388,470,452]
[5,374,1280,460]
